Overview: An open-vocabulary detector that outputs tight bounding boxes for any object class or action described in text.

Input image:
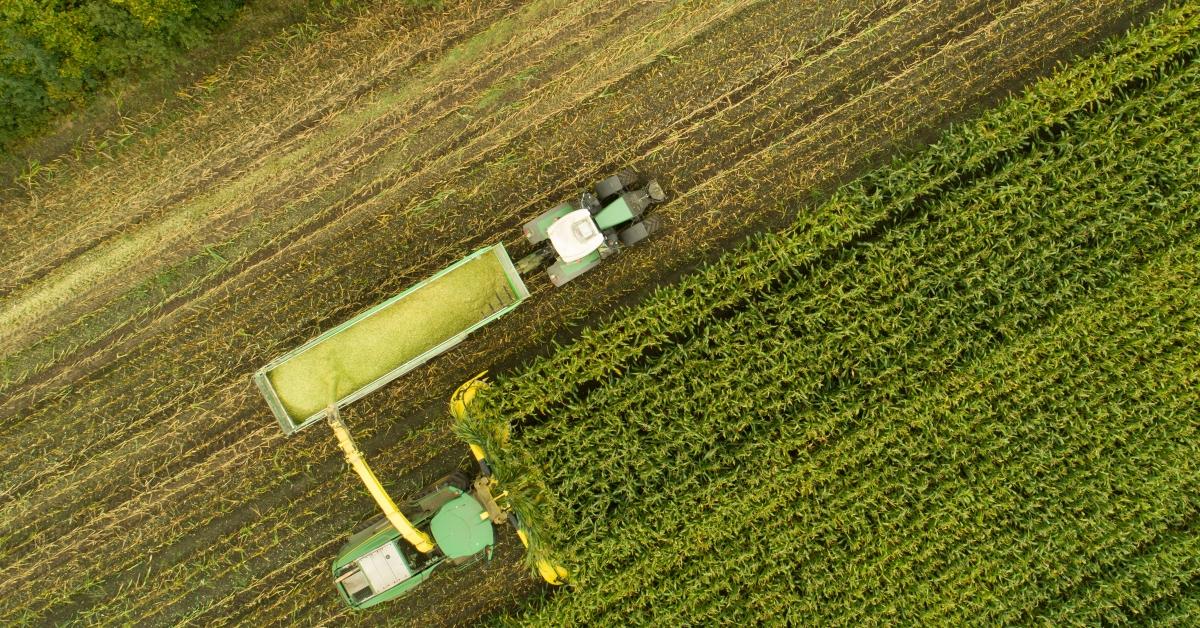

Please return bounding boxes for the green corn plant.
[474,4,1200,623]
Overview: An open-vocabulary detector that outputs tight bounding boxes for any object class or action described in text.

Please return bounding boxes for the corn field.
[460,4,1200,623]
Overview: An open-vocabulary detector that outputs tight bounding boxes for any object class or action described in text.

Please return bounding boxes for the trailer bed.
[255,244,529,434]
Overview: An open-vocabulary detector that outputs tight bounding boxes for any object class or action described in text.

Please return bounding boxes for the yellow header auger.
[451,374,569,586]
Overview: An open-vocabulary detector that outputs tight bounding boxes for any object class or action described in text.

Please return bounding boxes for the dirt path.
[0,0,1163,624]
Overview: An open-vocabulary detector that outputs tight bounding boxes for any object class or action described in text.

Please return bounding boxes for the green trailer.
[254,244,529,435]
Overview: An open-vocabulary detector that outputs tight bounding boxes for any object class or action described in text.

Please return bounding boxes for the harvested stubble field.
[0,0,1175,624]
[464,4,1200,622]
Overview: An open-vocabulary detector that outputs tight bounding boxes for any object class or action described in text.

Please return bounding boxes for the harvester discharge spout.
[326,405,436,554]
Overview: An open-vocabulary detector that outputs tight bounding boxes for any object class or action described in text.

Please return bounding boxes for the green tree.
[0,0,241,145]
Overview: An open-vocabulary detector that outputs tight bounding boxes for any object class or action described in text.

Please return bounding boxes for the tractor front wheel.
[618,215,662,246]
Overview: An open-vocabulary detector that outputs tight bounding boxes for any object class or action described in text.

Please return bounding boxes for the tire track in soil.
[543,0,1004,233]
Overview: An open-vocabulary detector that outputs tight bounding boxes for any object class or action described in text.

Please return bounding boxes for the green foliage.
[0,0,242,146]
[457,2,1200,623]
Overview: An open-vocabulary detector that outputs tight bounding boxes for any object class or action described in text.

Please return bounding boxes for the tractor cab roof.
[548,209,605,263]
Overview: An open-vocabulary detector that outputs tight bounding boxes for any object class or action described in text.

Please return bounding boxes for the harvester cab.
[516,171,666,286]
[326,405,499,609]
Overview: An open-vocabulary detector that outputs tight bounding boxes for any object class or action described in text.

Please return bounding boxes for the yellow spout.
[326,405,435,554]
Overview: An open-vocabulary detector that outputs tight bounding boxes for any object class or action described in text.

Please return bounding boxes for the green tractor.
[516,171,666,286]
